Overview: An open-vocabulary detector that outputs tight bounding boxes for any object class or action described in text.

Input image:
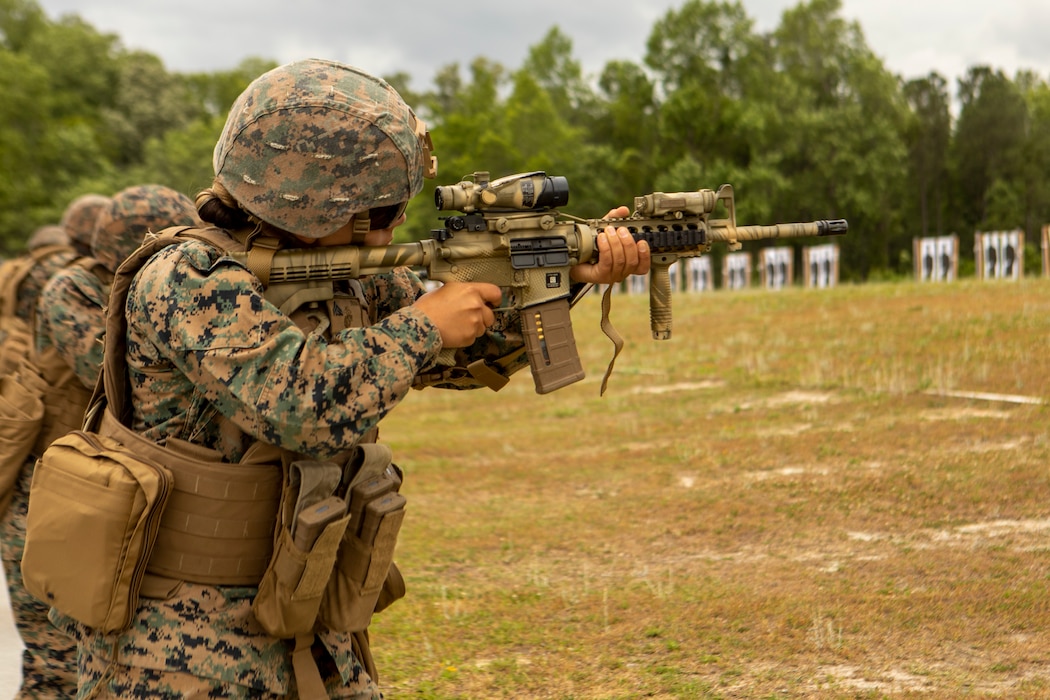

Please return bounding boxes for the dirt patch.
[630,379,726,395]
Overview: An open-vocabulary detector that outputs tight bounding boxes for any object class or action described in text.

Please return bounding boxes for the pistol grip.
[436,347,457,366]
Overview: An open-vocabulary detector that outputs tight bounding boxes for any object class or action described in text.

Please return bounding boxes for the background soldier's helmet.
[212,58,436,240]
[92,184,199,273]
[61,193,112,256]
[27,225,70,250]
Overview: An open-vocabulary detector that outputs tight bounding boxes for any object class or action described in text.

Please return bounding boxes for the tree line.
[3,0,1049,282]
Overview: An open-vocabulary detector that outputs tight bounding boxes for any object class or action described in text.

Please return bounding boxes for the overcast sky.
[34,0,1050,95]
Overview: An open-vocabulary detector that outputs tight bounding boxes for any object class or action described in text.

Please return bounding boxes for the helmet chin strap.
[350,215,371,245]
[412,113,437,181]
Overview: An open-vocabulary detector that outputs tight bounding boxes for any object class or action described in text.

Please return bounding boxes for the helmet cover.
[27,225,69,250]
[213,58,433,239]
[61,193,112,255]
[91,184,199,273]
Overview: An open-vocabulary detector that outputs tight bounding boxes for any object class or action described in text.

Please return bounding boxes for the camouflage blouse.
[17,248,78,322]
[123,239,441,461]
[35,264,108,389]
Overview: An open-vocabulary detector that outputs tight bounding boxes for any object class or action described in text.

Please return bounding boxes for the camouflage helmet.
[61,193,112,255]
[92,184,199,273]
[213,58,436,239]
[27,225,70,250]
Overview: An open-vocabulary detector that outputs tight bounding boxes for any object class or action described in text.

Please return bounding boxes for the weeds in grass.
[372,278,1050,699]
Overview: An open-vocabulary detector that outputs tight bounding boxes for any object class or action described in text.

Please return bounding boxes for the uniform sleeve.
[35,268,106,390]
[363,268,530,390]
[127,245,444,459]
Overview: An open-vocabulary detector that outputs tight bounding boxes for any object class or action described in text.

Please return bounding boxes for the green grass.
[369,277,1050,698]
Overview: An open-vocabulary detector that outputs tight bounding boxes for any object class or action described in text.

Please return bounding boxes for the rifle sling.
[598,286,624,396]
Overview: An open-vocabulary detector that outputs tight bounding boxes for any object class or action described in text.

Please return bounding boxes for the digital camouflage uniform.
[10,240,77,323]
[58,59,528,699]
[0,224,78,699]
[4,186,198,699]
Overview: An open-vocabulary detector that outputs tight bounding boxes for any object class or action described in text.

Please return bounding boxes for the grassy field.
[370,277,1050,699]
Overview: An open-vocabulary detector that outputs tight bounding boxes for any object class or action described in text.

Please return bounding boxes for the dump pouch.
[21,430,173,633]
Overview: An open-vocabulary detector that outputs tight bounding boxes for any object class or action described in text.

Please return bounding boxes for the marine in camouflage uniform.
[10,230,77,322]
[0,214,80,699]
[1,187,197,699]
[61,59,647,699]
[36,185,198,386]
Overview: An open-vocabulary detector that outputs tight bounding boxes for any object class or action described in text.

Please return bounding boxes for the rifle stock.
[232,173,848,394]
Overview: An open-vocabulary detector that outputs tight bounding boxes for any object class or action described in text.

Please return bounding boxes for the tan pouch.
[320,493,405,632]
[21,430,173,633]
[251,510,352,639]
[0,369,45,513]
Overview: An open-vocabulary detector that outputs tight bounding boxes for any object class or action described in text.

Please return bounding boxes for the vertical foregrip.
[649,262,673,340]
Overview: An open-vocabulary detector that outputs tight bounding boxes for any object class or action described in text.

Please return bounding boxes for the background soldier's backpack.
[0,245,80,512]
[0,251,108,513]
[0,248,53,375]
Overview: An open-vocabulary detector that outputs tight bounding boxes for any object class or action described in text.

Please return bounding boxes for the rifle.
[233,171,848,395]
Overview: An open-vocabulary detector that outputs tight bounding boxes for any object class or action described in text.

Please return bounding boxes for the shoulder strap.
[89,225,241,428]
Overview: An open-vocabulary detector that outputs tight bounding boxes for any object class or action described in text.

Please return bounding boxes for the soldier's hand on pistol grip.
[414,281,502,348]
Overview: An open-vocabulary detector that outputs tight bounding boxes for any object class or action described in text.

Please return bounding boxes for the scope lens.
[537,176,569,209]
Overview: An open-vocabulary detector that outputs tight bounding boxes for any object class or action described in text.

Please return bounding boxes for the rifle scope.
[434,171,569,213]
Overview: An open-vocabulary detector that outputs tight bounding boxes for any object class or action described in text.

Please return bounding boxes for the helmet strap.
[414,116,438,180]
[243,227,283,287]
[350,216,371,245]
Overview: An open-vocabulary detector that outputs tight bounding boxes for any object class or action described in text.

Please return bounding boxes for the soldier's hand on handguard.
[570,206,651,285]
[414,282,503,348]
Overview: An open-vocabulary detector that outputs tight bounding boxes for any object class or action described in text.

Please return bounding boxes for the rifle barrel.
[726,219,848,241]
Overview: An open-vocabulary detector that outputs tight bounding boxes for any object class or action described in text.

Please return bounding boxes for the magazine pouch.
[252,459,351,639]
[320,444,406,633]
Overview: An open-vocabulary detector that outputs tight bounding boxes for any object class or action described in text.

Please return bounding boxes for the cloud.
[35,0,1050,91]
